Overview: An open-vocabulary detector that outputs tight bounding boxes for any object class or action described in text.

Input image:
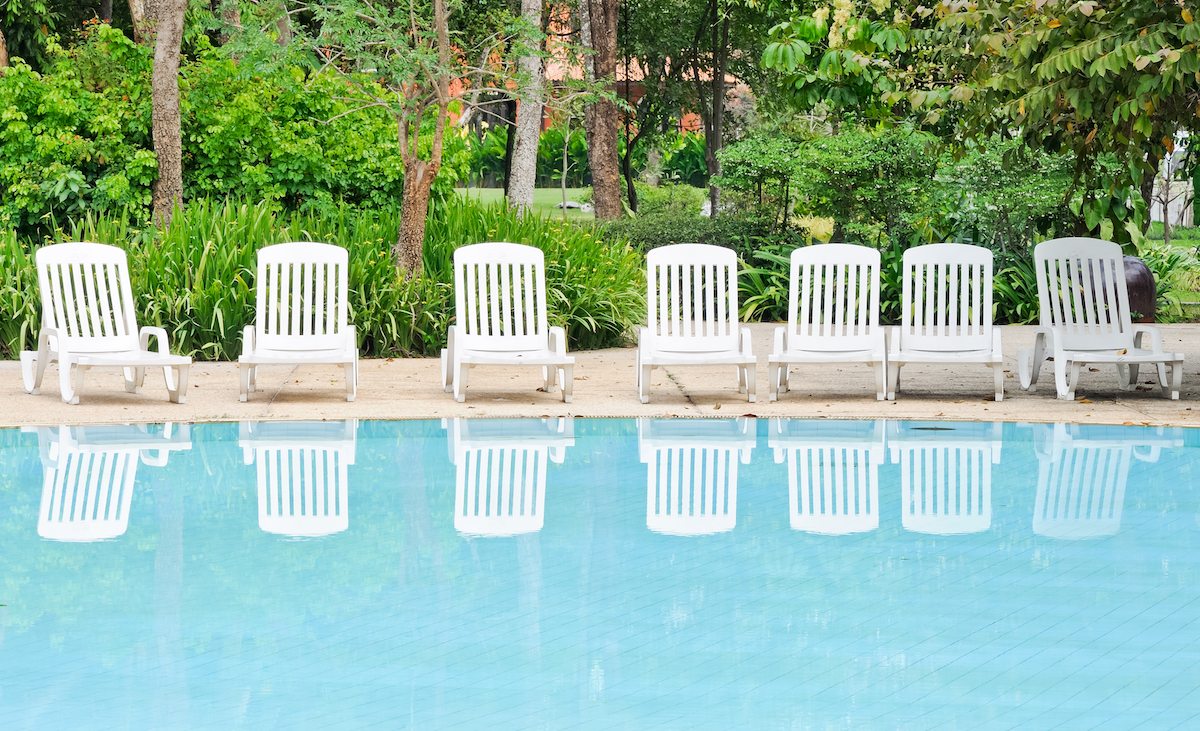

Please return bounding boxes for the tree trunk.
[507,0,544,214]
[276,13,292,46]
[583,0,622,220]
[706,11,729,216]
[501,100,516,196]
[395,161,436,276]
[150,0,187,227]
[0,29,8,69]
[100,0,114,22]
[129,0,150,43]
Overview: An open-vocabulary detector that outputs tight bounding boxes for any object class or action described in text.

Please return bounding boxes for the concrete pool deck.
[1,324,1198,428]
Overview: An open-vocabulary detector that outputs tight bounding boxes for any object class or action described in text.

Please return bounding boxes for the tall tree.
[129,0,149,43]
[149,0,187,226]
[507,0,546,214]
[583,0,622,219]
[0,29,8,69]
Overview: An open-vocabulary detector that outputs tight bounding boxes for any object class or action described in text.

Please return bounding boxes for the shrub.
[602,210,808,260]
[2,197,644,359]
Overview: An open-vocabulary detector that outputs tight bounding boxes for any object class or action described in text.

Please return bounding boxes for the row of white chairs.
[20,237,1184,404]
[27,418,1178,542]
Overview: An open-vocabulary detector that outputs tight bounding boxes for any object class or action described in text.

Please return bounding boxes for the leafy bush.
[603,210,808,260]
[2,196,644,359]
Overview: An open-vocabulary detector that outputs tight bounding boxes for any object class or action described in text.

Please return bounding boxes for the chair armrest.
[772,326,785,358]
[240,324,256,357]
[549,326,568,355]
[139,326,171,355]
[992,327,1003,358]
[345,324,358,354]
[1132,324,1164,353]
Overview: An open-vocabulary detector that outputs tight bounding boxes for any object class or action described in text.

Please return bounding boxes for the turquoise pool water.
[1,418,1198,729]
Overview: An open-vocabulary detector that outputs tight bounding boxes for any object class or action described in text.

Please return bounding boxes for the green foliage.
[602,209,807,260]
[2,197,644,359]
[739,243,794,321]
[630,183,707,217]
[791,126,939,245]
[659,132,709,187]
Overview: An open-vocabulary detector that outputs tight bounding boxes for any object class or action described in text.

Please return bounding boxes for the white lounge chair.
[23,423,192,542]
[20,242,191,404]
[637,244,756,403]
[239,420,357,538]
[239,242,358,402]
[1018,237,1184,400]
[769,418,884,535]
[768,243,887,401]
[638,417,754,536]
[444,417,574,537]
[888,421,1000,535]
[1032,423,1182,540]
[441,242,574,403]
[887,243,1004,401]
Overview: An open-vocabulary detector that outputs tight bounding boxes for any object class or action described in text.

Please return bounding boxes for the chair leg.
[745,365,757,404]
[248,365,257,393]
[453,362,468,403]
[123,367,139,394]
[344,359,357,402]
[736,365,746,394]
[239,363,252,402]
[1053,357,1071,400]
[59,363,81,405]
[21,350,48,395]
[639,364,652,404]
[993,364,1004,402]
[875,362,887,401]
[768,363,779,402]
[887,363,900,401]
[560,365,574,404]
[1116,363,1136,390]
[1019,333,1047,390]
[168,365,189,404]
[1167,360,1183,400]
[1067,361,1082,401]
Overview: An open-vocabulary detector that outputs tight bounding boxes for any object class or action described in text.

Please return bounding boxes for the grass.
[456,187,594,221]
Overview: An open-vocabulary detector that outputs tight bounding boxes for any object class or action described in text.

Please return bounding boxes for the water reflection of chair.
[445,418,574,537]
[888,422,1001,535]
[769,419,884,535]
[239,420,357,537]
[23,423,192,542]
[638,418,755,536]
[1033,423,1183,540]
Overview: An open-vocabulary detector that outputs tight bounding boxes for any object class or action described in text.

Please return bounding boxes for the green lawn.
[456,187,594,221]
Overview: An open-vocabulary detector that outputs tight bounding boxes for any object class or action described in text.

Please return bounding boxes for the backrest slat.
[34,243,141,353]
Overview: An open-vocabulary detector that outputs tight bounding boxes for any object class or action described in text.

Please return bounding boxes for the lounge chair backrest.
[454,444,548,536]
[770,419,884,535]
[788,243,881,352]
[255,242,350,352]
[900,243,994,352]
[454,242,549,352]
[1033,237,1134,351]
[646,244,740,353]
[35,242,140,354]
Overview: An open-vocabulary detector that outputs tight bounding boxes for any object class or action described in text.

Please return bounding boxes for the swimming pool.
[1,418,1197,728]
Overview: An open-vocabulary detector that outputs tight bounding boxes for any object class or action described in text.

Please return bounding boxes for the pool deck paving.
[1,324,1198,428]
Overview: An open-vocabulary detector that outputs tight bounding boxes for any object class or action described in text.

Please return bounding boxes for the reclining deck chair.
[887,243,1004,401]
[637,244,756,403]
[444,417,575,537]
[442,242,574,403]
[239,242,358,401]
[24,423,192,542]
[240,420,358,537]
[769,418,885,535]
[21,242,191,404]
[1018,237,1184,400]
[768,244,887,401]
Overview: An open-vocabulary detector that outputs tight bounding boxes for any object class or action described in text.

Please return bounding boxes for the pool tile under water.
[0,418,1198,729]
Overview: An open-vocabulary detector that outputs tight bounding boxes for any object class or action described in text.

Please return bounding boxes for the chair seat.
[770,348,884,364]
[640,348,755,366]
[459,348,574,366]
[890,348,1001,365]
[1056,348,1183,364]
[240,347,355,365]
[72,350,191,367]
